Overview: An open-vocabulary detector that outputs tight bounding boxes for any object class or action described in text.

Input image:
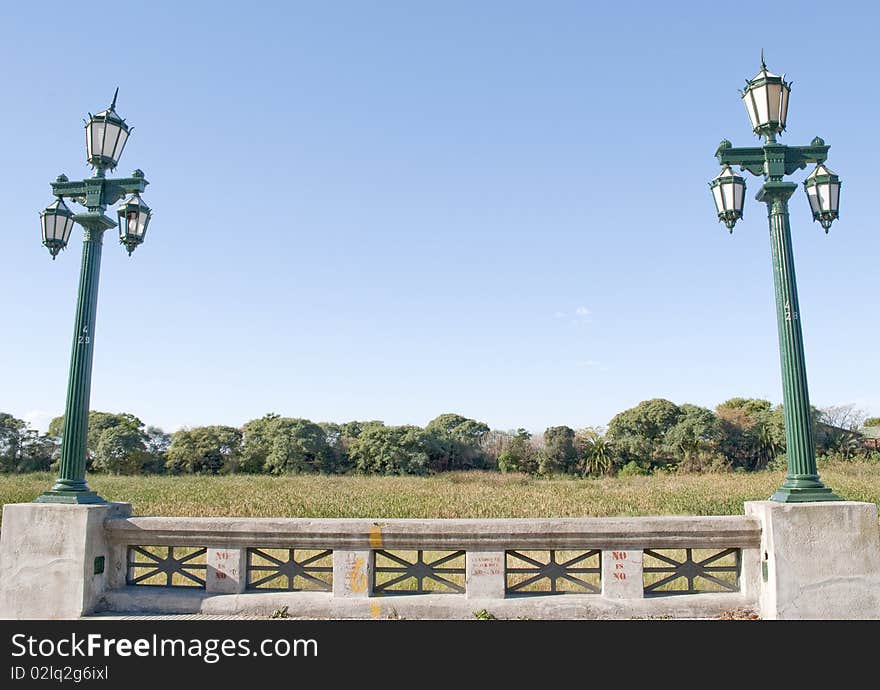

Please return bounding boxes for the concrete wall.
[96,513,761,619]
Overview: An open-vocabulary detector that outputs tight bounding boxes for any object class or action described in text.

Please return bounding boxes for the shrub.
[618,461,651,477]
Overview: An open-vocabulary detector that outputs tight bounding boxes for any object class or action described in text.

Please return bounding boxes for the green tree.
[317,420,383,473]
[143,426,172,473]
[538,426,578,475]
[575,427,614,476]
[0,413,27,472]
[496,429,538,474]
[0,413,53,472]
[166,426,243,474]
[715,398,786,470]
[664,404,725,471]
[49,411,148,471]
[424,413,491,471]
[864,417,880,428]
[348,425,431,475]
[606,399,683,468]
[240,413,282,473]
[93,424,150,474]
[263,418,335,474]
[243,415,368,474]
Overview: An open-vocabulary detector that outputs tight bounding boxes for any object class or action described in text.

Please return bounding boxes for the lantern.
[117,194,151,255]
[709,165,746,232]
[803,163,840,232]
[85,90,131,171]
[741,59,791,140]
[40,198,76,259]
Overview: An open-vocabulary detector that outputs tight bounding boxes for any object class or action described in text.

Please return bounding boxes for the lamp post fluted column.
[40,223,109,503]
[758,182,838,501]
[36,93,152,504]
[710,58,843,503]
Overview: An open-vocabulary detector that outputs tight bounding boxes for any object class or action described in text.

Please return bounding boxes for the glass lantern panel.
[126,211,139,235]
[767,83,781,123]
[752,84,769,126]
[89,122,106,158]
[136,213,149,236]
[712,185,724,213]
[818,182,831,212]
[779,86,790,127]
[806,185,820,215]
[743,94,759,131]
[721,182,734,211]
[116,127,129,159]
[733,181,744,211]
[829,182,840,213]
[49,215,64,241]
[40,215,52,243]
[101,122,121,159]
[61,216,74,243]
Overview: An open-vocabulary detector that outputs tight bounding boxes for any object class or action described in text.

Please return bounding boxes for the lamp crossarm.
[716,142,830,179]
[50,175,149,209]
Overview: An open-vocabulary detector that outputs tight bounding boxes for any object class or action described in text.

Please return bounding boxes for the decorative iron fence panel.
[126,545,207,588]
[505,550,601,594]
[643,548,740,595]
[246,548,333,591]
[373,550,466,594]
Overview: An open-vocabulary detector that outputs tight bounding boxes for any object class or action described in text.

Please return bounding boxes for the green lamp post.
[710,57,842,502]
[36,90,152,504]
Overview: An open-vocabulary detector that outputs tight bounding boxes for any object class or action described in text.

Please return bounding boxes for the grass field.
[3,461,879,527]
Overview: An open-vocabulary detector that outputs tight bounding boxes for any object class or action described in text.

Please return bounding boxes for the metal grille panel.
[126,546,207,588]
[505,550,601,594]
[373,550,465,594]
[643,548,740,595]
[246,548,332,591]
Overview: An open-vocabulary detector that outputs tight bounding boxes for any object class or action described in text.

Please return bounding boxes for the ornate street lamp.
[709,164,746,232]
[36,91,152,504]
[803,162,841,232]
[40,196,76,259]
[85,92,130,171]
[117,189,152,255]
[710,57,841,502]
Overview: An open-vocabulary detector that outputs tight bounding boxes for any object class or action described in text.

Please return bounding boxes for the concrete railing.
[97,514,763,619]
[4,501,879,618]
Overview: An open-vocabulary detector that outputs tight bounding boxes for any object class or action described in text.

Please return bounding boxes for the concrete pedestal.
[0,502,131,619]
[601,549,643,599]
[207,547,247,594]
[466,551,505,599]
[745,501,880,620]
[332,550,373,597]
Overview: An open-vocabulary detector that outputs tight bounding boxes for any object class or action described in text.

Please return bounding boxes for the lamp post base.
[770,486,842,503]
[35,491,107,505]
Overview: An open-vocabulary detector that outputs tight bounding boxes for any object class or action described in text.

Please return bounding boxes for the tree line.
[1,402,878,477]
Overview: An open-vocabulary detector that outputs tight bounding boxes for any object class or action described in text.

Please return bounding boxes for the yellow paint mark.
[369,525,384,548]
[370,603,381,618]
[348,557,368,593]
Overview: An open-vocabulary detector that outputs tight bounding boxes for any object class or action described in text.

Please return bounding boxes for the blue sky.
[2,2,878,434]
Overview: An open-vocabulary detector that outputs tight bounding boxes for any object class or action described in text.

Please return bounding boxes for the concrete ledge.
[105,516,761,550]
[96,586,754,620]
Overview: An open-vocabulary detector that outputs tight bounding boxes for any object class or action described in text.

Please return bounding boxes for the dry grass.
[3,461,879,527]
